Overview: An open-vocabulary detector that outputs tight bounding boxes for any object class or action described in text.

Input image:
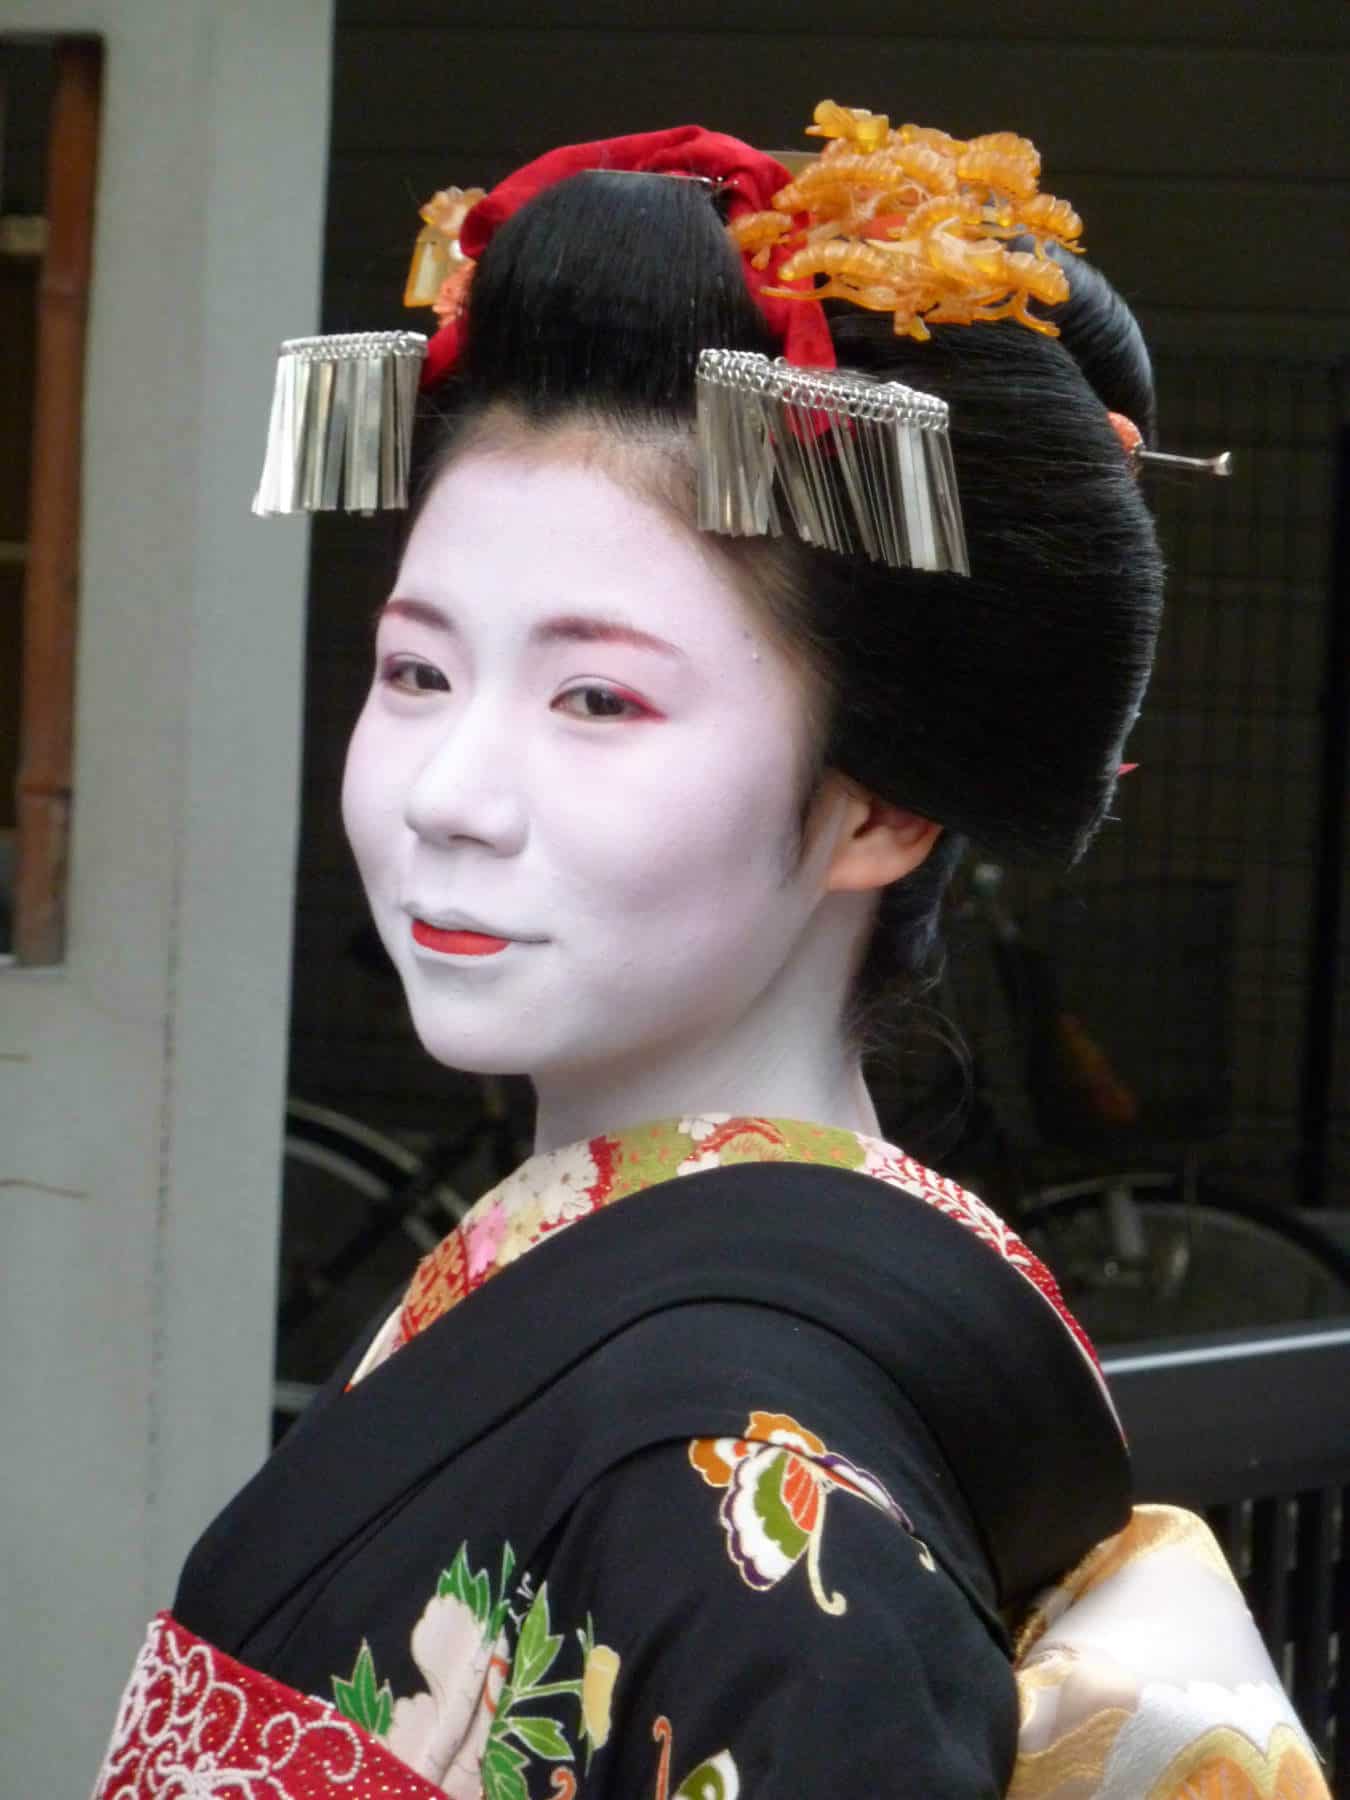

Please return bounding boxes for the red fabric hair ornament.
[421,125,836,390]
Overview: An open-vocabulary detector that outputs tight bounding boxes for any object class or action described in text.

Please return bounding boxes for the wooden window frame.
[10,35,101,965]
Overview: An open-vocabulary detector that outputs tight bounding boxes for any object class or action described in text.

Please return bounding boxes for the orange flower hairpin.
[732,101,1084,342]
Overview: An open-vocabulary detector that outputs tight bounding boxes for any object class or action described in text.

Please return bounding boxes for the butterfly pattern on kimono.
[689,1409,935,1616]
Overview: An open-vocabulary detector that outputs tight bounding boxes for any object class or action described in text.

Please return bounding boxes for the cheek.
[541,723,803,929]
[341,707,405,872]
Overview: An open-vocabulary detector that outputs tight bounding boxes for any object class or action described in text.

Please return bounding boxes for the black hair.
[417,169,1164,1038]
[457,171,779,417]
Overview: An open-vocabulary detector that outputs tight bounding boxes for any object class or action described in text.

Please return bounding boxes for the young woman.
[96,111,1330,1800]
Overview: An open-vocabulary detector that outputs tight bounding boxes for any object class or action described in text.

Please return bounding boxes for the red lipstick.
[412,920,510,957]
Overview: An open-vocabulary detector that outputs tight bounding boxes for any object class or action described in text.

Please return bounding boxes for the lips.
[412,919,510,957]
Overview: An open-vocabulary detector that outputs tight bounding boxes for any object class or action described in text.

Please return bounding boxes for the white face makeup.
[341,442,851,1108]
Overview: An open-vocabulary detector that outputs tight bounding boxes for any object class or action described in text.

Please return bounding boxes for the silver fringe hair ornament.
[696,350,969,576]
[250,327,971,575]
[252,331,427,517]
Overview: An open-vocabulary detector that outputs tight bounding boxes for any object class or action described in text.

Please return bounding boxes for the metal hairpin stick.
[601,169,723,191]
[1136,448,1232,476]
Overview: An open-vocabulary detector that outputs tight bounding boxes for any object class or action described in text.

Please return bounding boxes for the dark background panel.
[337,0,1350,47]
[330,30,1346,180]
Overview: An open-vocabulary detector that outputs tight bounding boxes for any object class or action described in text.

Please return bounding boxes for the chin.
[401,997,538,1079]
[403,988,645,1090]
[421,1036,536,1072]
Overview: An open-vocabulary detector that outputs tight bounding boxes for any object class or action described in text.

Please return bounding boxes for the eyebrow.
[376,598,685,660]
[375,597,448,633]
[533,613,685,660]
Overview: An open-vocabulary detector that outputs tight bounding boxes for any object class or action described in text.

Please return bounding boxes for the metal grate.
[1108,1327,1350,1786]
[1206,1488,1347,1780]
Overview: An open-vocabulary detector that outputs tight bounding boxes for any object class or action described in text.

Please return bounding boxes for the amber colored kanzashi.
[403,184,485,319]
[733,101,1084,340]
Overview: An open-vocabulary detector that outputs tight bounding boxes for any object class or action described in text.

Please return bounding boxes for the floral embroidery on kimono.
[332,1542,620,1799]
[689,1409,934,1615]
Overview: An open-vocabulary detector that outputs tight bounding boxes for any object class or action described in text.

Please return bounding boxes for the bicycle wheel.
[275,1101,467,1431]
[1021,1175,1350,1346]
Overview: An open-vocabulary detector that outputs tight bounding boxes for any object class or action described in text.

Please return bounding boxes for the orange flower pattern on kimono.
[689,1409,934,1615]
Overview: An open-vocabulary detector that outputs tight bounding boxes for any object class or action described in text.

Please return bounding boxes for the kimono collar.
[356,1114,1102,1391]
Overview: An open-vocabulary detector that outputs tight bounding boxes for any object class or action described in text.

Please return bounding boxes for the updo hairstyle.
[412,170,1165,1038]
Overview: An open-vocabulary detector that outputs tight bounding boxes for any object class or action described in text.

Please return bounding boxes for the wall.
[0,0,332,1788]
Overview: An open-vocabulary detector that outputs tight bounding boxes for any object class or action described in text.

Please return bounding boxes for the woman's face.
[342,440,841,1085]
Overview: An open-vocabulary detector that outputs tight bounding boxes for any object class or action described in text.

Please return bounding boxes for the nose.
[402,702,527,855]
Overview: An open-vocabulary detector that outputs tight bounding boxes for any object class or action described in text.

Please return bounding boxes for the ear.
[820,777,942,895]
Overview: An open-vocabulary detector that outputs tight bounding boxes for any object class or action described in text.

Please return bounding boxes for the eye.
[552,683,655,722]
[381,656,449,695]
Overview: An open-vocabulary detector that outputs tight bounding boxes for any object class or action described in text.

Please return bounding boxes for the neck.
[530,896,882,1153]
[532,1051,880,1156]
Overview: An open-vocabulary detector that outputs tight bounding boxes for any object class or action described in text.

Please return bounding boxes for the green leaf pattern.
[504,1713,572,1761]
[480,1734,531,1800]
[512,1585,564,1693]
[332,1640,394,1738]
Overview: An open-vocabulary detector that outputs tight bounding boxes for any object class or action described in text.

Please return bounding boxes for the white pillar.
[0,1,332,1787]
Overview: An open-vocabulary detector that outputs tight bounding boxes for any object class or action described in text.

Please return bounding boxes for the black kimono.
[152,1157,1128,1797]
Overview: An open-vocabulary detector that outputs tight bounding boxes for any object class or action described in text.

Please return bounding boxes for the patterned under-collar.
[348,1114,1098,1390]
